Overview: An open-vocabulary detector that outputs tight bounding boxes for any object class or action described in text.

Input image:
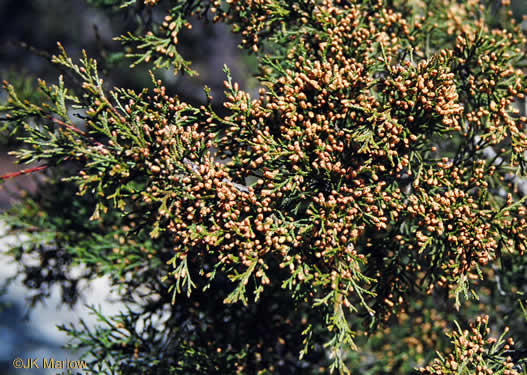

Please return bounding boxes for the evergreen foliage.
[1,0,527,373]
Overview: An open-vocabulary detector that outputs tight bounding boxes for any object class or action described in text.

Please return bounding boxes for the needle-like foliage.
[1,0,527,374]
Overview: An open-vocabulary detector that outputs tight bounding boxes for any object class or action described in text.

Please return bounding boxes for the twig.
[0,165,48,181]
[51,117,88,137]
[50,116,104,147]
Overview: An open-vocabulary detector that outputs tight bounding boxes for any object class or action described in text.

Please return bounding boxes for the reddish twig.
[50,116,105,147]
[51,117,88,137]
[0,165,48,181]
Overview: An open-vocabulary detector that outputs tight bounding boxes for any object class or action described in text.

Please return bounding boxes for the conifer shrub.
[1,0,527,373]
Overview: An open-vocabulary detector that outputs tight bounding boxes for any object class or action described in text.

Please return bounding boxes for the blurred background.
[0,1,526,374]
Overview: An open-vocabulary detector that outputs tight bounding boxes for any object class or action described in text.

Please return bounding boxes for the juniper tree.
[1,0,527,374]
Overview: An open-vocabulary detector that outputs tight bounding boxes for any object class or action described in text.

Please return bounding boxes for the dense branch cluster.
[1,0,527,374]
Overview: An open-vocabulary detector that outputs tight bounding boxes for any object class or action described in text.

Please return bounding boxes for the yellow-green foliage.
[1,1,527,374]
